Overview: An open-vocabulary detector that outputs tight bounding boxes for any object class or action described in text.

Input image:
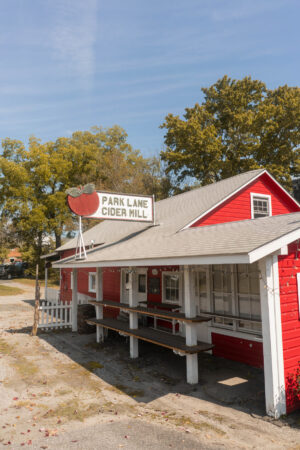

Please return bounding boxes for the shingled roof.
[53,212,300,268]
[53,169,300,268]
[56,168,266,252]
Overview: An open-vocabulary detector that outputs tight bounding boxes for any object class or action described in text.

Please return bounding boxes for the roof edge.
[53,254,250,269]
[249,229,300,263]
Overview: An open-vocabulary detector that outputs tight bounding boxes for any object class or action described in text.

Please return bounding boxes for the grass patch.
[17,278,59,288]
[82,361,104,372]
[0,284,25,295]
[114,384,145,398]
[44,399,100,422]
[55,388,72,396]
[14,358,38,380]
[0,338,12,354]
[0,337,38,383]
[173,415,226,436]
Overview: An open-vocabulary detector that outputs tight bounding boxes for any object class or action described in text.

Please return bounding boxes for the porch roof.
[53,212,300,268]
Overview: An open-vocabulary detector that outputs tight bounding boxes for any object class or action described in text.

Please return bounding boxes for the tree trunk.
[55,232,61,249]
[31,264,40,336]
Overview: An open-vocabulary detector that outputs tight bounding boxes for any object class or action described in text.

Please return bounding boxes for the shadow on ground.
[7,298,300,429]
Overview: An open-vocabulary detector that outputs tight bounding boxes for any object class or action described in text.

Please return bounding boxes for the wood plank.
[86,317,214,354]
[88,300,211,323]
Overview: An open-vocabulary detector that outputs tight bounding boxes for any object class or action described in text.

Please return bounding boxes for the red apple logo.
[66,183,99,216]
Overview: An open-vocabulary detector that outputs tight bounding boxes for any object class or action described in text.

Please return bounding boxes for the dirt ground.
[0,280,300,449]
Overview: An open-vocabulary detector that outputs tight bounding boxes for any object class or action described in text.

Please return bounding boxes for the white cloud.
[51,0,98,86]
[211,0,290,22]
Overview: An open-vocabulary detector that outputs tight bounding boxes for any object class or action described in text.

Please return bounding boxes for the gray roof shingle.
[56,168,266,252]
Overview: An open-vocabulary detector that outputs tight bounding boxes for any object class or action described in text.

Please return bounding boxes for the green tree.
[161,76,300,190]
[0,125,167,270]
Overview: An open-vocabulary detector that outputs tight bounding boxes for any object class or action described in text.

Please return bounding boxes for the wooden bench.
[86,317,214,355]
[88,299,212,323]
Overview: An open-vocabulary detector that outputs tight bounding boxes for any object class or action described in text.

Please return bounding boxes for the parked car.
[0,262,28,279]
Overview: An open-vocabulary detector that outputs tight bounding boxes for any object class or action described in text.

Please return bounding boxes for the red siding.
[192,173,299,227]
[59,261,179,324]
[278,241,300,414]
[211,333,264,368]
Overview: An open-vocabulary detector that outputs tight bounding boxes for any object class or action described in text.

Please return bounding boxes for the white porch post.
[44,265,48,301]
[72,268,78,332]
[128,270,139,358]
[96,268,104,343]
[259,256,286,418]
[184,265,198,384]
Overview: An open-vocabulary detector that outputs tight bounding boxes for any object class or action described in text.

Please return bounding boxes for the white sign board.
[88,192,154,222]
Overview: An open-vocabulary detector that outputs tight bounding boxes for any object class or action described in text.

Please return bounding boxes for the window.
[211,265,234,326]
[237,263,261,332]
[88,273,96,293]
[193,264,262,336]
[138,274,146,293]
[194,268,210,314]
[163,272,181,304]
[251,193,271,219]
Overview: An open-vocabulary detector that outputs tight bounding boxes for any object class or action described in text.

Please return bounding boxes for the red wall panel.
[192,173,299,227]
[211,332,264,368]
[278,241,300,414]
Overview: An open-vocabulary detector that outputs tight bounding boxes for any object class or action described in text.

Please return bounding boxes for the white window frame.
[88,272,96,293]
[250,192,272,219]
[70,272,73,290]
[162,271,182,305]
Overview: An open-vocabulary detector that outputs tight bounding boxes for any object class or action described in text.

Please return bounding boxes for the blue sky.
[0,0,299,157]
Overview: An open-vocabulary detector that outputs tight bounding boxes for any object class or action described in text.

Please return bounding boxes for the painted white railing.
[45,287,60,304]
[38,301,72,329]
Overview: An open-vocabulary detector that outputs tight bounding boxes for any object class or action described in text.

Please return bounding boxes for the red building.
[52,169,300,418]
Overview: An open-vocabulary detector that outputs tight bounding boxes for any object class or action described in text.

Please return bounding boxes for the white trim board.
[208,327,263,343]
[249,229,300,263]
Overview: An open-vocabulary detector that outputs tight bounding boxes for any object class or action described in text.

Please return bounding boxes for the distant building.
[5,248,22,263]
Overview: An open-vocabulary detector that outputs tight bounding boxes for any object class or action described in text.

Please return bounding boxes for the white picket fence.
[38,301,72,330]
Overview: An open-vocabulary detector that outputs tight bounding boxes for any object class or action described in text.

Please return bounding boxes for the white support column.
[44,266,48,300]
[96,267,104,343]
[128,270,139,358]
[183,265,198,384]
[259,256,286,418]
[72,268,78,332]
